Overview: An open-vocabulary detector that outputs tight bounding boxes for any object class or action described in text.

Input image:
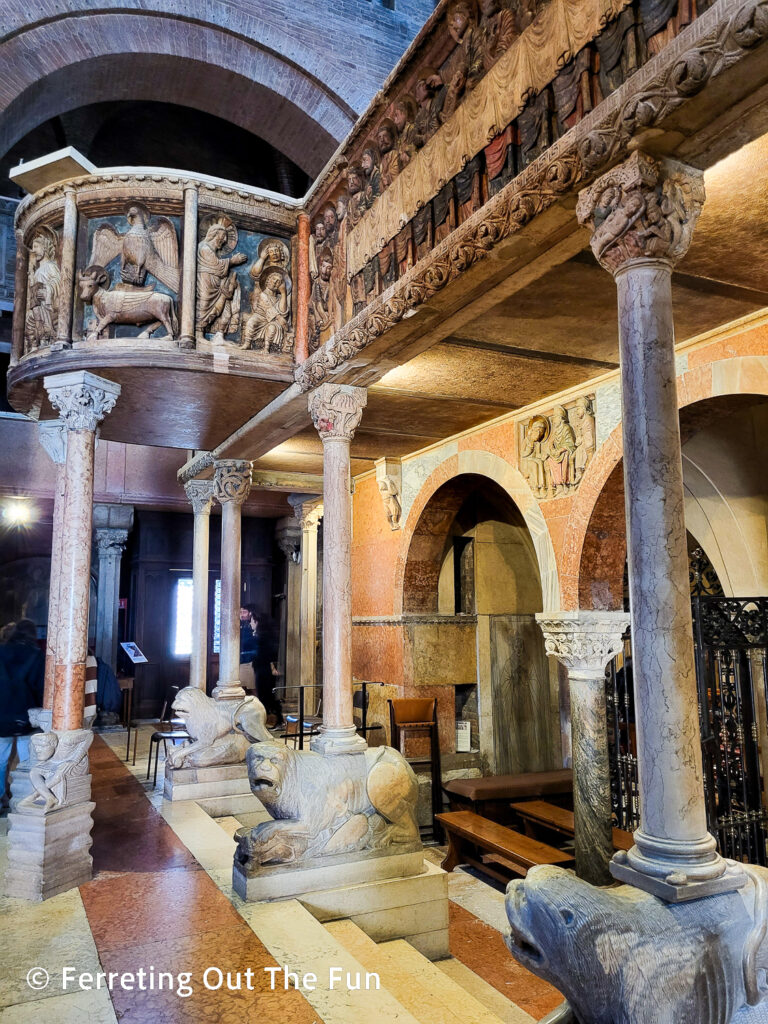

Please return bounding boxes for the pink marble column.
[308,384,367,755]
[44,371,121,731]
[213,460,251,700]
[37,420,67,713]
[577,152,740,901]
[184,478,214,690]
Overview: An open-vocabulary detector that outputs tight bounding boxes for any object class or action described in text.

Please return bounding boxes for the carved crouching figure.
[78,265,178,340]
[166,687,271,769]
[505,864,768,1024]
[235,742,420,868]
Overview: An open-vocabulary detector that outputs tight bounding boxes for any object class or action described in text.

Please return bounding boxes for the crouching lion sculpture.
[166,687,271,769]
[505,863,768,1024]
[235,742,420,868]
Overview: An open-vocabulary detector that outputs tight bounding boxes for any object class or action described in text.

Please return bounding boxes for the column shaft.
[185,479,214,690]
[56,188,77,346]
[38,422,67,710]
[213,461,251,700]
[295,212,311,363]
[11,229,28,365]
[180,185,198,347]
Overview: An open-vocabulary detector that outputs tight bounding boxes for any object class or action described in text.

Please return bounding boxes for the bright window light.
[2,500,34,526]
[172,578,194,656]
[213,579,221,654]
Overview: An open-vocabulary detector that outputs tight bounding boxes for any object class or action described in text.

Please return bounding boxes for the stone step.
[243,898,421,1024]
[327,919,507,1024]
[436,958,535,1024]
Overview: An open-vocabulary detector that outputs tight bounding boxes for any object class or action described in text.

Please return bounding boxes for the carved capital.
[44,371,121,432]
[275,517,302,561]
[184,478,215,516]
[213,460,251,505]
[288,494,323,531]
[37,420,67,465]
[95,528,129,557]
[536,611,629,677]
[576,152,705,276]
[308,384,367,442]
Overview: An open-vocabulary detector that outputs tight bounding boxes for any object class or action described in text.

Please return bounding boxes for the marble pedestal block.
[5,793,95,901]
[164,762,252,802]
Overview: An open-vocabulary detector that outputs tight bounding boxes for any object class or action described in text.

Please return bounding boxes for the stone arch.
[566,355,768,609]
[395,448,560,615]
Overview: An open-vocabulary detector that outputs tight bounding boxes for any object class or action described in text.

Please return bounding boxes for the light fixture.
[2,500,35,526]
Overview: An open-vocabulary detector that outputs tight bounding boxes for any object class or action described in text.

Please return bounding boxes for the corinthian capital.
[576,151,705,276]
[95,527,129,556]
[213,460,251,505]
[536,611,629,677]
[184,478,215,516]
[44,371,121,432]
[308,384,367,442]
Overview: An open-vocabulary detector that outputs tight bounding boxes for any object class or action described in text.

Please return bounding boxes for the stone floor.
[0,727,563,1022]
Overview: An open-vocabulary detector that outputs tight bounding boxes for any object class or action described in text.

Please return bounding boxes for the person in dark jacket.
[0,619,45,804]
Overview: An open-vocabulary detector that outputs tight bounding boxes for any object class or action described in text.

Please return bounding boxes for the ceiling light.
[2,501,34,526]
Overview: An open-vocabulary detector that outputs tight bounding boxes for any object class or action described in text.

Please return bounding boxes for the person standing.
[0,619,45,806]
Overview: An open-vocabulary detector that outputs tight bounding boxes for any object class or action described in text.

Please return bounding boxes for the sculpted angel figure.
[17,730,93,814]
[196,217,247,338]
[89,202,179,292]
[25,227,60,349]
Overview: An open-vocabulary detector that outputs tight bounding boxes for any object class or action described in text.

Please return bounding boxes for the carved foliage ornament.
[46,376,120,432]
[308,384,367,442]
[184,478,215,516]
[575,151,705,274]
[294,0,768,393]
[95,528,129,556]
[537,615,629,673]
[213,460,252,505]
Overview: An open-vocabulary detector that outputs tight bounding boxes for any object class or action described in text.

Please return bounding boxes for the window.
[172,577,194,656]
[212,579,221,654]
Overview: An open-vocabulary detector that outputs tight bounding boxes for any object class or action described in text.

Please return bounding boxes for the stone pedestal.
[212,460,251,700]
[164,762,252,802]
[5,799,95,901]
[577,152,738,901]
[184,479,214,690]
[308,384,367,756]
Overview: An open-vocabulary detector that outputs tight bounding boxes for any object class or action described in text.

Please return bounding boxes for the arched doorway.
[402,473,562,773]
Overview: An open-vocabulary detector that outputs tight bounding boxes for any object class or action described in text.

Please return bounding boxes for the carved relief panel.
[519,394,596,500]
[77,203,181,341]
[25,225,62,352]
[195,215,293,354]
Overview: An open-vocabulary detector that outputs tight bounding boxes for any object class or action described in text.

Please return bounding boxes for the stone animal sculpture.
[78,265,178,340]
[90,203,180,292]
[234,741,420,868]
[505,864,768,1024]
[166,687,271,769]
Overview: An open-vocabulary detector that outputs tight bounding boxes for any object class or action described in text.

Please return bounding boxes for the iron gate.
[606,551,768,865]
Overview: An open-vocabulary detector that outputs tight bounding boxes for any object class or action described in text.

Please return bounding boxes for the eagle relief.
[79,202,180,341]
[520,395,596,500]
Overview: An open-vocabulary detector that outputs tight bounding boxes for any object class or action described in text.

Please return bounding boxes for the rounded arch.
[567,355,768,609]
[395,448,560,615]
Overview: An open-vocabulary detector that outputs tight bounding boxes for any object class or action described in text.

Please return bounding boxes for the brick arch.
[562,355,768,611]
[394,448,560,615]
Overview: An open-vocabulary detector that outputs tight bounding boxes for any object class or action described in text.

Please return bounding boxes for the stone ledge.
[164,762,251,802]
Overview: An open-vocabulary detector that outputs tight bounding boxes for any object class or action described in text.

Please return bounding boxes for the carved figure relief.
[166,686,271,769]
[16,729,93,814]
[242,239,292,352]
[234,742,420,869]
[25,226,61,351]
[520,396,596,499]
[196,215,247,340]
[379,476,402,530]
[81,203,180,341]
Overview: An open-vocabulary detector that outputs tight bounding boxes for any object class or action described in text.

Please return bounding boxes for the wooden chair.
[388,697,441,840]
[284,688,322,749]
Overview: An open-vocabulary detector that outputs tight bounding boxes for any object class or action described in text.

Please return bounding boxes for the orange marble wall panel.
[351,474,402,616]
[686,321,768,368]
[457,418,517,463]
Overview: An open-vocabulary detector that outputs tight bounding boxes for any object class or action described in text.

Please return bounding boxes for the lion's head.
[245,742,300,814]
[171,686,213,740]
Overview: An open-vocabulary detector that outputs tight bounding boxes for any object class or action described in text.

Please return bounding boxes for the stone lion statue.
[166,687,271,769]
[505,863,768,1024]
[235,741,420,868]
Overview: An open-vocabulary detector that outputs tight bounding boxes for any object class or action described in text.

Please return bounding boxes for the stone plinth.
[234,846,425,901]
[163,762,252,802]
[5,795,95,901]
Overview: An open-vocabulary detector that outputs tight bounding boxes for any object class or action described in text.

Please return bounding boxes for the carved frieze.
[16,729,93,814]
[520,395,596,500]
[25,226,61,352]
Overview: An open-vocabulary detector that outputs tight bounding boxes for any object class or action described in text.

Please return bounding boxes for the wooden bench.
[510,800,634,852]
[443,769,573,823]
[436,810,574,883]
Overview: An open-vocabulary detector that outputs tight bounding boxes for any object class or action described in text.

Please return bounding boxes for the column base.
[5,794,95,901]
[610,834,746,902]
[177,335,195,350]
[212,682,246,701]
[310,727,367,756]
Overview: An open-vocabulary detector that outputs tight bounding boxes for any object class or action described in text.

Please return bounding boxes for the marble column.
[288,495,323,700]
[213,459,251,700]
[93,505,133,672]
[11,228,28,366]
[295,212,311,364]
[185,479,215,689]
[37,420,67,715]
[179,184,198,349]
[577,151,740,900]
[275,515,302,700]
[536,611,629,886]
[308,384,367,755]
[54,186,77,349]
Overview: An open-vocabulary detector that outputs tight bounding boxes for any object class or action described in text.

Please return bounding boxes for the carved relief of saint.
[361,146,382,210]
[545,405,577,497]
[521,415,549,499]
[310,247,334,347]
[330,194,349,333]
[571,396,596,483]
[376,119,402,189]
[25,226,60,350]
[439,0,481,123]
[309,217,326,282]
[242,237,292,353]
[393,95,418,168]
[476,0,517,75]
[196,216,247,339]
[413,66,442,150]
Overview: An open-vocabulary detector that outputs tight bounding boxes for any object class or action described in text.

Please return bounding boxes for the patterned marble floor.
[0,730,562,1022]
